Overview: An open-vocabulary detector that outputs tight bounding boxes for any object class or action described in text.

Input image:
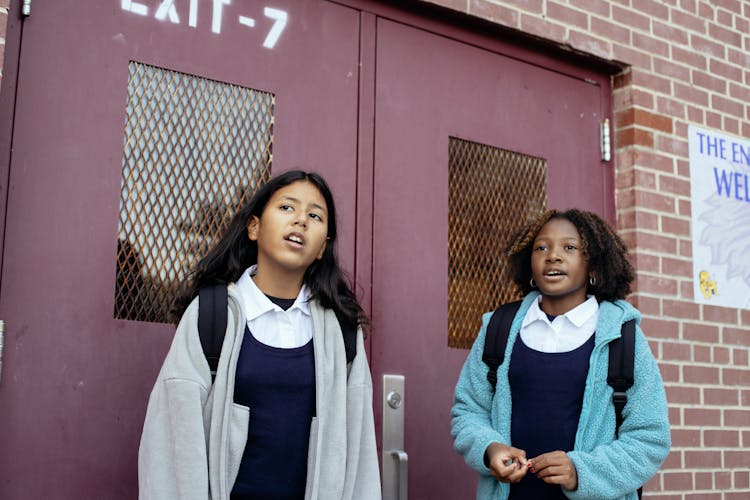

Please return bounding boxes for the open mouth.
[285,234,304,246]
[542,269,567,283]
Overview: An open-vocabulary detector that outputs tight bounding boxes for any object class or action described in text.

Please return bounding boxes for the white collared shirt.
[235,265,314,348]
[519,295,599,353]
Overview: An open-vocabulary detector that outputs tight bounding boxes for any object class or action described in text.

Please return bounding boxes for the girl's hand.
[528,451,578,491]
[485,442,529,483]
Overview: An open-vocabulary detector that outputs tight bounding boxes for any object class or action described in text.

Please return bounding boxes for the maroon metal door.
[369,19,612,498]
[0,1,359,498]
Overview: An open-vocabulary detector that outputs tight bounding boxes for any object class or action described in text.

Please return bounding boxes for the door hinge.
[21,0,31,17]
[600,118,611,162]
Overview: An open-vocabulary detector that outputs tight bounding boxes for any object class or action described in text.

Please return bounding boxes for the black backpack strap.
[482,300,523,392]
[198,285,228,381]
[607,318,636,438]
[334,310,357,364]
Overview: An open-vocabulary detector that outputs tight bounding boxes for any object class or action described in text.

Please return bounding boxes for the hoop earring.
[589,275,597,286]
[530,278,536,288]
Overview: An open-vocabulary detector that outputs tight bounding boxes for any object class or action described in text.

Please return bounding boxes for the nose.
[546,246,562,261]
[293,212,308,228]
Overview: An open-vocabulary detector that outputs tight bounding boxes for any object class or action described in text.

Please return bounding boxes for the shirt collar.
[522,294,598,327]
[565,296,599,327]
[236,265,311,321]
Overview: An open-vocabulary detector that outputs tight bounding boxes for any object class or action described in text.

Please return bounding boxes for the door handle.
[383,374,407,500]
[390,449,408,500]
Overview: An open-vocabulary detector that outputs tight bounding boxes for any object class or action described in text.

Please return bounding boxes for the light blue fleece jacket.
[451,292,670,500]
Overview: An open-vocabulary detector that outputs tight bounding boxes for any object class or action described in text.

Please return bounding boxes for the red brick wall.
[425,0,750,498]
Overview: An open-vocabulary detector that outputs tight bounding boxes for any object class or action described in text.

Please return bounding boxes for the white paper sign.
[689,125,750,308]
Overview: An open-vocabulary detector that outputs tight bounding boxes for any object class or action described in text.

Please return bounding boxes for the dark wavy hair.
[171,170,367,330]
[506,208,635,302]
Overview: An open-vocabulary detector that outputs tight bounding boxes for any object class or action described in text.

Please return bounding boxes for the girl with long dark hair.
[139,170,381,500]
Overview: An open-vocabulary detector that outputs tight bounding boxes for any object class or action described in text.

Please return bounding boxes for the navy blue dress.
[231,297,316,500]
[508,333,595,499]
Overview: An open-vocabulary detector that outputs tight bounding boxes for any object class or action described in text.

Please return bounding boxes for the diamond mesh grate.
[448,137,547,348]
[114,62,274,322]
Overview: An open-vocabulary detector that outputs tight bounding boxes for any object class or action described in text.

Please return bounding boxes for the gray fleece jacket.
[138,284,382,499]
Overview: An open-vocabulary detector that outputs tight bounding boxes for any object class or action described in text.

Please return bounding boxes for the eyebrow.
[534,236,581,242]
[280,196,327,214]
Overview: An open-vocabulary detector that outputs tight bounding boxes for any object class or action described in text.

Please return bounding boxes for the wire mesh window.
[114,61,274,323]
[448,137,547,348]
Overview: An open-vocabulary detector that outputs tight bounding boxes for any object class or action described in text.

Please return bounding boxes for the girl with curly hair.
[451,208,670,499]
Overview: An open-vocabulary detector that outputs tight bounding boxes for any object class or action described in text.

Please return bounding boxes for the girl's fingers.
[486,444,532,483]
[528,452,578,490]
[529,451,566,471]
[506,465,529,483]
[535,465,565,479]
[491,457,529,483]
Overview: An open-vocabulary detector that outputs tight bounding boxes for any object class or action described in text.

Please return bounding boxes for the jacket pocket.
[228,402,250,487]
[303,416,319,500]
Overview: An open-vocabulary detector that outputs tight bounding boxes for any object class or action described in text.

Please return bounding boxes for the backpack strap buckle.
[612,390,627,438]
[612,390,627,408]
[485,364,498,387]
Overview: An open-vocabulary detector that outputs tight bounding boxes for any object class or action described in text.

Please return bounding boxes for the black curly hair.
[506,208,635,302]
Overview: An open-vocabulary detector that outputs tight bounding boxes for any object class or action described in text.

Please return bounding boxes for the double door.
[0,1,610,498]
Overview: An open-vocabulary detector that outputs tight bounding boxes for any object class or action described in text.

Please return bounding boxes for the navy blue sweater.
[231,305,316,500]
[508,334,595,499]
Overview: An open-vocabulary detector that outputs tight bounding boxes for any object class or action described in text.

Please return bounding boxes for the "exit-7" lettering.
[121,0,288,49]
